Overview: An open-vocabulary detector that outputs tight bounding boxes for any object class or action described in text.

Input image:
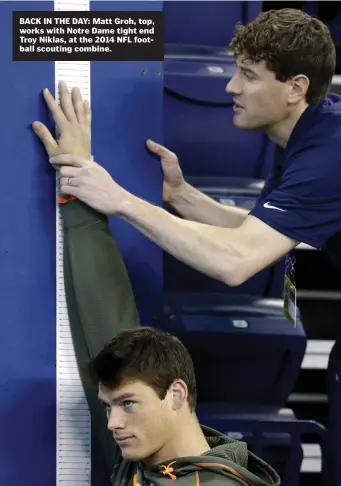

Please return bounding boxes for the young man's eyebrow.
[97,392,136,405]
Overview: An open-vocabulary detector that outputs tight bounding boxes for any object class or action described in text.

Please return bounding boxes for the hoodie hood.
[139,425,280,486]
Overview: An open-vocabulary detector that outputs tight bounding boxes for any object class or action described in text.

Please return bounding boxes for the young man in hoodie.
[90,325,280,486]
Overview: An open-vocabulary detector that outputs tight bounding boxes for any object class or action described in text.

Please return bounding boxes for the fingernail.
[147,139,155,147]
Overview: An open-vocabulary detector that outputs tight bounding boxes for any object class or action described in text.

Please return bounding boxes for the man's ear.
[287,74,310,104]
[168,379,188,411]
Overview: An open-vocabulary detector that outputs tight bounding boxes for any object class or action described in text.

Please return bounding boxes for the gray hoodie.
[111,425,280,486]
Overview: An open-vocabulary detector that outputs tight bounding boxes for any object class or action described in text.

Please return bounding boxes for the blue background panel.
[0,3,56,486]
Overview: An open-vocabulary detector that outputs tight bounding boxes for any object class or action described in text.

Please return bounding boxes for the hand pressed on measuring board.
[32,80,91,160]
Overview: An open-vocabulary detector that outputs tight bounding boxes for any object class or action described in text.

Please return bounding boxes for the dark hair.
[229,8,336,104]
[87,327,197,411]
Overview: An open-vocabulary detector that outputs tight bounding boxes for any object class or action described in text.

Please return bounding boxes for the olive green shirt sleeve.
[60,199,140,485]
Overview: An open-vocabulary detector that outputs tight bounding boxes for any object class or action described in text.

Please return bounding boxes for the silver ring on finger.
[68,177,72,186]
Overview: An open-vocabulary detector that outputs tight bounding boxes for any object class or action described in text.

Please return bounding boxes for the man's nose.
[225,73,241,96]
[107,409,125,432]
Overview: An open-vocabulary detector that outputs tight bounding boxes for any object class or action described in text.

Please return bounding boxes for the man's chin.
[121,449,144,462]
[232,117,259,131]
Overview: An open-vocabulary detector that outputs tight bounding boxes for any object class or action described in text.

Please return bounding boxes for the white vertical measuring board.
[55,1,91,484]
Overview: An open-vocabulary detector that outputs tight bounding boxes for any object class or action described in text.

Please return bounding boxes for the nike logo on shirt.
[263,202,287,212]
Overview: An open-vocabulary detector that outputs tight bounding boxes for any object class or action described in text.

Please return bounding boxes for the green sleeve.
[60,198,140,485]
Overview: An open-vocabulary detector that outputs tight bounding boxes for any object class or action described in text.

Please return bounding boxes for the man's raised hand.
[146,139,185,205]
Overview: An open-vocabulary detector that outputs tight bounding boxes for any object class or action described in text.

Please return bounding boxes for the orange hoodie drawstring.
[160,461,177,480]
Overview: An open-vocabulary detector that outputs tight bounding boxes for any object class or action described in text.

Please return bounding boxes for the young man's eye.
[122,400,134,410]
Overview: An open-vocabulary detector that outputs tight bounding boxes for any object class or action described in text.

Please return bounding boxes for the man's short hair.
[229,8,336,104]
[87,327,197,411]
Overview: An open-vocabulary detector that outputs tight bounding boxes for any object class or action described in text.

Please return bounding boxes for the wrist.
[169,180,189,207]
[170,181,194,209]
[115,188,136,217]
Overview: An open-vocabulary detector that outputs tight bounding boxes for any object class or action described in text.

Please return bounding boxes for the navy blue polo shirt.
[250,93,341,266]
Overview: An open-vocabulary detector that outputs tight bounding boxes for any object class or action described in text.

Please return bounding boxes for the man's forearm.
[118,191,246,287]
[171,182,249,228]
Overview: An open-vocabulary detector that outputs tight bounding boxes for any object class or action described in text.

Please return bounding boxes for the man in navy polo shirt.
[33,7,341,485]
[33,8,341,286]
